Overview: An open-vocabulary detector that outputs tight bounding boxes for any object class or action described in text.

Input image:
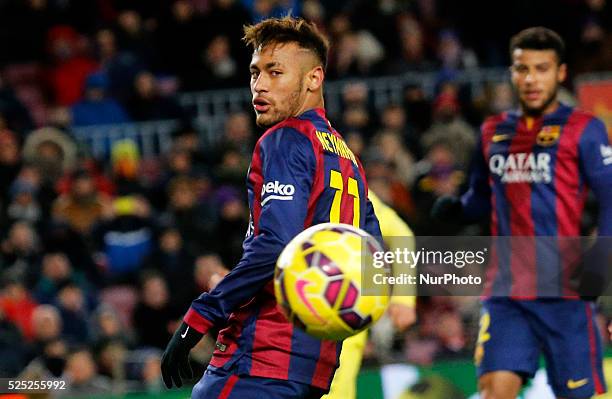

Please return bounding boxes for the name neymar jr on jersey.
[315,130,358,166]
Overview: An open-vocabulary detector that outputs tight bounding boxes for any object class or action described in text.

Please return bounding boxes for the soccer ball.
[274,223,391,341]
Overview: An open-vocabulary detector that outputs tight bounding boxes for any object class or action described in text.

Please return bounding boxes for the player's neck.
[293,93,325,118]
[520,99,560,119]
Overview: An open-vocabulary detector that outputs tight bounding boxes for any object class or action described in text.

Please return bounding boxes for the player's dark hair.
[243,16,330,71]
[510,27,566,64]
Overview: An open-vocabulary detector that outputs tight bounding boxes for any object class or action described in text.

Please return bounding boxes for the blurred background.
[0,0,611,398]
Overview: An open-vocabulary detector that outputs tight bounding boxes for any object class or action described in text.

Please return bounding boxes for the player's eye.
[270,70,282,76]
[536,64,550,73]
[513,65,528,74]
[250,71,259,79]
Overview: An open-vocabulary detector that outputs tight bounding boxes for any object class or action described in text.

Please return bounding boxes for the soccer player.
[160,17,382,399]
[432,27,612,399]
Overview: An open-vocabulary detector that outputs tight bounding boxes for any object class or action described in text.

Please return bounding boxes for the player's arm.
[186,127,315,329]
[162,127,315,388]
[577,118,612,298]
[431,133,491,223]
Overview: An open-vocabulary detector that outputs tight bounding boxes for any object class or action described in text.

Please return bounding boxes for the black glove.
[430,195,463,222]
[161,321,204,388]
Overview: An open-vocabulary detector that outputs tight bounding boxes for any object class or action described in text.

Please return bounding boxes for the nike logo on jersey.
[567,378,589,389]
[261,181,295,205]
[181,326,189,338]
[491,134,511,142]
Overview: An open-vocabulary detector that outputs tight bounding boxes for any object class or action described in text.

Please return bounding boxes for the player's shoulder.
[567,106,605,128]
[562,106,608,143]
[479,111,517,142]
[257,109,329,151]
[481,111,516,130]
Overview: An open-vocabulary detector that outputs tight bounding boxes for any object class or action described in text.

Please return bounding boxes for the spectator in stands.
[155,0,206,84]
[114,10,156,68]
[132,272,176,350]
[0,307,29,376]
[33,252,83,304]
[379,103,421,166]
[403,85,432,136]
[42,221,101,287]
[56,156,115,197]
[0,222,41,286]
[46,26,99,106]
[203,0,252,68]
[60,347,113,396]
[52,169,113,237]
[6,178,42,227]
[339,82,375,138]
[30,304,63,344]
[125,71,184,121]
[386,13,435,74]
[405,298,469,365]
[139,350,164,393]
[218,111,255,159]
[22,126,78,188]
[90,304,132,347]
[145,225,195,310]
[0,130,22,208]
[210,186,248,266]
[191,35,240,90]
[0,0,55,63]
[95,27,147,102]
[0,77,34,134]
[162,175,213,256]
[488,81,515,115]
[94,338,129,387]
[20,337,67,379]
[71,72,131,127]
[364,155,415,221]
[345,131,365,158]
[193,253,229,294]
[436,29,478,73]
[55,279,91,345]
[93,196,155,284]
[172,126,209,171]
[370,130,417,188]
[327,21,385,78]
[109,139,147,197]
[0,276,37,341]
[214,146,251,188]
[420,90,477,169]
[412,142,465,234]
[147,146,195,211]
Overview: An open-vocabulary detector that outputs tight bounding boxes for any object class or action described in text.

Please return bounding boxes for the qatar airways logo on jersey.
[489,152,552,183]
[261,180,295,205]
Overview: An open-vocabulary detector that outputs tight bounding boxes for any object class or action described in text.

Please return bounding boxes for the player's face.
[249,42,310,127]
[511,49,567,116]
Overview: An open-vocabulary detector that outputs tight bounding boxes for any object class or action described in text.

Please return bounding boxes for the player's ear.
[306,66,324,92]
[557,63,567,83]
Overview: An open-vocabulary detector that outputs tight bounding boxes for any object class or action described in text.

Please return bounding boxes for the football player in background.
[432,27,612,399]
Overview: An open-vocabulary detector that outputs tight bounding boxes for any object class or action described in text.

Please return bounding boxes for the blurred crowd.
[0,0,611,394]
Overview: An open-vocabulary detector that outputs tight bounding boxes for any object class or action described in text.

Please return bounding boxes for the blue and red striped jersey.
[461,103,612,298]
[184,108,381,389]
